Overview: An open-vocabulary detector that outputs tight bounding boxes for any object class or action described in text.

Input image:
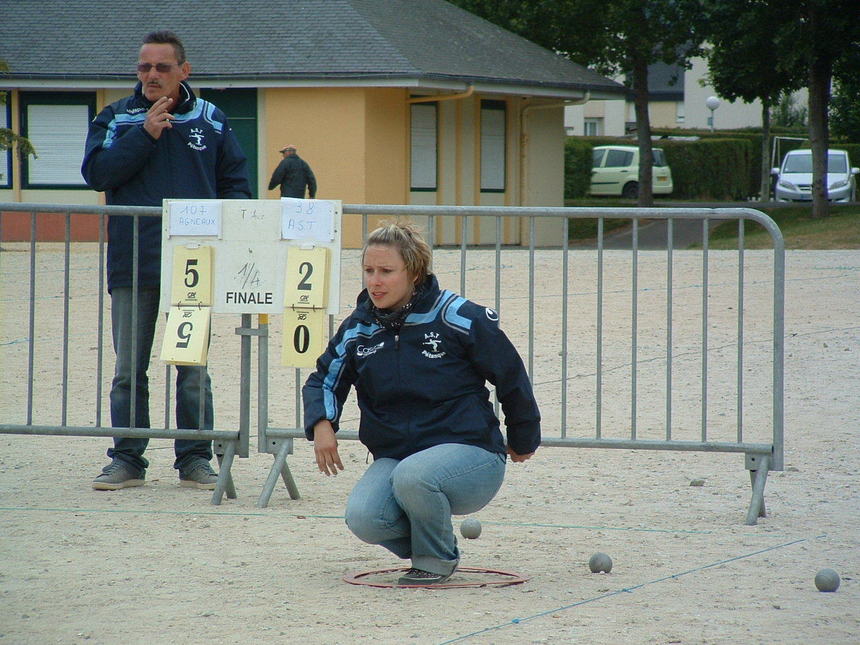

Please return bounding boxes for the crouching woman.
[302,221,540,585]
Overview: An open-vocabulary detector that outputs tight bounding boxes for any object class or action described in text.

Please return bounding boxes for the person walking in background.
[268,144,317,198]
[81,30,251,491]
[303,221,540,586]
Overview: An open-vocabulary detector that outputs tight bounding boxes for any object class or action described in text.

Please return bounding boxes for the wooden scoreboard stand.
[159,198,341,367]
[159,197,341,490]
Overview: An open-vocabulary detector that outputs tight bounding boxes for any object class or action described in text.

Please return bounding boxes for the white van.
[772,149,858,202]
[589,145,673,198]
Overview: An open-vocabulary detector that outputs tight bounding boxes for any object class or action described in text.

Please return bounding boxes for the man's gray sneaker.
[92,460,145,491]
[179,461,218,490]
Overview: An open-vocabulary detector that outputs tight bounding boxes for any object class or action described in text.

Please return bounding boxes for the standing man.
[82,30,251,491]
[268,144,317,198]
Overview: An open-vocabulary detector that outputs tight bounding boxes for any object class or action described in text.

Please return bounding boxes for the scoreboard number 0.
[282,308,325,368]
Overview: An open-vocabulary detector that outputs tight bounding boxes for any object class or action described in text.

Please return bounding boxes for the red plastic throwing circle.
[343,565,530,589]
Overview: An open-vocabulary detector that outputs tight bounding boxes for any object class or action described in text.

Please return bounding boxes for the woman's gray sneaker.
[397,568,454,586]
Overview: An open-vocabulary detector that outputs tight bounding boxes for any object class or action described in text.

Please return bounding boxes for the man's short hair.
[142,30,186,64]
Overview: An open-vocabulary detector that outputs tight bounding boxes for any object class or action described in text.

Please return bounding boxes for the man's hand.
[313,420,344,476]
[143,96,174,140]
[507,447,535,463]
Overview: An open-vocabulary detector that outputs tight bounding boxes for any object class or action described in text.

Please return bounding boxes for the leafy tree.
[0,60,37,159]
[798,0,860,216]
[772,94,808,130]
[763,0,860,216]
[450,0,703,206]
[830,79,860,143]
[830,48,860,143]
[702,2,803,200]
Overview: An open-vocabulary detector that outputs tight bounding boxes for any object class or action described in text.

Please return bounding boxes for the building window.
[1,99,10,187]
[410,102,437,191]
[480,100,506,192]
[584,118,603,136]
[21,92,95,188]
[676,101,685,124]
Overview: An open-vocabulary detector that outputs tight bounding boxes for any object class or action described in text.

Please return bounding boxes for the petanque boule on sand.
[460,518,482,539]
[814,568,840,592]
[589,552,613,573]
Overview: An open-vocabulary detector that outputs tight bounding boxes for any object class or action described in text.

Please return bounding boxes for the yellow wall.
[365,88,408,204]
[521,104,566,245]
[262,87,366,201]
[649,101,680,129]
[261,87,407,246]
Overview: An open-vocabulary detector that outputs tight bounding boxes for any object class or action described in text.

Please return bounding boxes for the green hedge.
[661,138,753,200]
[564,138,593,199]
[565,133,860,200]
[654,129,764,198]
[567,135,753,200]
[835,144,860,167]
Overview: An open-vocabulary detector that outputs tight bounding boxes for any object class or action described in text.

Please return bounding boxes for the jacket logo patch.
[421,332,445,359]
[356,341,384,358]
[485,307,499,321]
[188,128,207,151]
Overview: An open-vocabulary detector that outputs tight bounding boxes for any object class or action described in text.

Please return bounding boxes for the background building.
[0,0,624,245]
[565,57,808,136]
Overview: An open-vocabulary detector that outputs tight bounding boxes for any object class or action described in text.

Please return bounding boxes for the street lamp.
[706,96,721,132]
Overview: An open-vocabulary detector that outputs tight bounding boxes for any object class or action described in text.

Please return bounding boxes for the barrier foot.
[211,441,238,505]
[257,440,300,507]
[750,468,767,518]
[281,457,301,501]
[744,454,770,525]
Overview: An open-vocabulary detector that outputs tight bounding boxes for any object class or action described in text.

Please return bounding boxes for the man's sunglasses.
[136,63,178,73]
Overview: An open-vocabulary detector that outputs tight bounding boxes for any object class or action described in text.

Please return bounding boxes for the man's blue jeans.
[108,287,213,473]
[344,443,506,576]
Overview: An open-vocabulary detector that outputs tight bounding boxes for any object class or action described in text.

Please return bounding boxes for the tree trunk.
[631,54,653,207]
[807,13,832,218]
[760,101,772,201]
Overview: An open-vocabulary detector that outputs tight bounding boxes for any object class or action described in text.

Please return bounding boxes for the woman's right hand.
[313,420,344,476]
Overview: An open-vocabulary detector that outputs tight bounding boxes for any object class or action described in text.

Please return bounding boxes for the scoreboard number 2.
[284,246,329,310]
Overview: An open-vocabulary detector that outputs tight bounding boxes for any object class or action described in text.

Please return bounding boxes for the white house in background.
[565,56,808,136]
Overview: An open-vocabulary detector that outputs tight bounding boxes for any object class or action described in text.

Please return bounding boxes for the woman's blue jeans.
[107,287,213,473]
[344,443,506,576]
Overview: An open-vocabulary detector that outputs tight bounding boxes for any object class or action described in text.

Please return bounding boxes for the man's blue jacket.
[302,274,541,460]
[81,81,251,292]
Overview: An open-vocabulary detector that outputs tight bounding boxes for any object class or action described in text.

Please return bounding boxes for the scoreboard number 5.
[171,245,213,306]
[281,308,326,368]
[160,306,211,365]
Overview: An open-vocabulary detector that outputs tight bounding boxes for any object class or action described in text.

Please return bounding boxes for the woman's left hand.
[313,420,344,476]
[507,447,535,463]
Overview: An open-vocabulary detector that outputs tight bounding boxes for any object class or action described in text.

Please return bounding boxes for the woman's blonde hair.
[363,220,432,284]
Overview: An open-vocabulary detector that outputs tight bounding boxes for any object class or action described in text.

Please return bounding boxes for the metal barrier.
[1,203,784,524]
[259,205,784,526]
[0,203,241,503]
